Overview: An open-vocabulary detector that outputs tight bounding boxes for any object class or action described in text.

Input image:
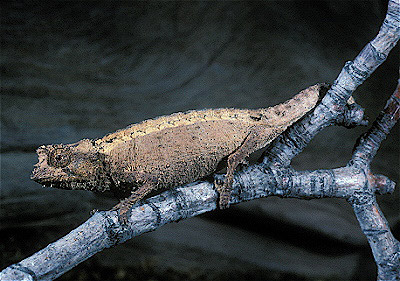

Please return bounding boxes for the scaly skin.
[31,83,325,222]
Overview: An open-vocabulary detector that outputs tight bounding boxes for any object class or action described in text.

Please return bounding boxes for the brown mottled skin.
[31,84,325,222]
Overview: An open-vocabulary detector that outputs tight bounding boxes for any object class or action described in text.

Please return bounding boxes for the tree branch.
[1,1,399,280]
[352,84,400,167]
[262,0,399,167]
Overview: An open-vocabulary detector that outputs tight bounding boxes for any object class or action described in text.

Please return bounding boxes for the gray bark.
[1,0,399,280]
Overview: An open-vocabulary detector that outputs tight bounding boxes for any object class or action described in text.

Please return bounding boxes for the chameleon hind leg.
[218,126,277,209]
[111,174,158,224]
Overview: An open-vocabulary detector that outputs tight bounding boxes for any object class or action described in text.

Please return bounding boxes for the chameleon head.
[31,139,111,192]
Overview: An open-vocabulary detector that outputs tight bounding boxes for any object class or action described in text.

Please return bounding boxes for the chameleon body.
[31,84,325,222]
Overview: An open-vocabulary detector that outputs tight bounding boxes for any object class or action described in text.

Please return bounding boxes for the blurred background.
[1,1,399,280]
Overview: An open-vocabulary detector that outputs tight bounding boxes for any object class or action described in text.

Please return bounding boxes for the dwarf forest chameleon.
[31,83,326,222]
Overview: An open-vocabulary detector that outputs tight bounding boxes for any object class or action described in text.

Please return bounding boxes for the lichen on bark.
[1,1,399,280]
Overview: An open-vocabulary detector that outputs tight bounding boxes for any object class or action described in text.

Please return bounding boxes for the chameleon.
[31,83,326,222]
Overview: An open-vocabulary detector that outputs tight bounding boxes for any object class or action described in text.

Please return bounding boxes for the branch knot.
[336,102,367,128]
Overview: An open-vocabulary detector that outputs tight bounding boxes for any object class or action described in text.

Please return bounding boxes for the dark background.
[1,1,399,280]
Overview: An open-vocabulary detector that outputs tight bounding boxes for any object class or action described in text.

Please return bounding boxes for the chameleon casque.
[31,84,326,222]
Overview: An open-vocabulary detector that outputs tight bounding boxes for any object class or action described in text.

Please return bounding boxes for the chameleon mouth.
[31,168,51,183]
[30,168,79,189]
[30,172,64,188]
[31,172,105,191]
[36,179,93,190]
[31,163,80,189]
[39,180,63,188]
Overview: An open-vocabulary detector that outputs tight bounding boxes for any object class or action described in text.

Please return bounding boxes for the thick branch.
[0,105,388,280]
[262,0,400,166]
[351,197,400,280]
[0,149,397,280]
[1,1,399,280]
[348,83,400,280]
[1,92,399,280]
[352,84,400,167]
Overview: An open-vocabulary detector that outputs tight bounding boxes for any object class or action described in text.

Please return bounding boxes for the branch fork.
[1,1,399,280]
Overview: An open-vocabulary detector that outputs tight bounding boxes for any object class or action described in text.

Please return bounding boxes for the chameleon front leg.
[218,127,277,209]
[111,173,158,223]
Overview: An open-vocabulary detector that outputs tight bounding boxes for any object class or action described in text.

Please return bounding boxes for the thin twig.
[1,1,399,280]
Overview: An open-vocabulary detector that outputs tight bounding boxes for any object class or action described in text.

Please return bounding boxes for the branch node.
[9,263,37,281]
[362,228,389,236]
[373,174,396,195]
[335,101,368,128]
[98,211,132,244]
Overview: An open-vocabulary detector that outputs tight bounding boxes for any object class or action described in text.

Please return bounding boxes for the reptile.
[31,83,326,222]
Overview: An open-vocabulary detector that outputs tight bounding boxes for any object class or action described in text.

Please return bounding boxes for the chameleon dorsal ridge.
[31,83,326,221]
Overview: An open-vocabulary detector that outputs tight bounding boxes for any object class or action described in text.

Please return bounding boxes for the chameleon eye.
[48,147,71,168]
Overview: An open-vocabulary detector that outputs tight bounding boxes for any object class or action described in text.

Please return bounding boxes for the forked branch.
[1,1,399,280]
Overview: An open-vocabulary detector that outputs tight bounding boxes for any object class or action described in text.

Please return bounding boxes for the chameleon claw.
[218,191,231,209]
[111,200,131,224]
[214,176,232,209]
[216,180,232,209]
[118,209,130,225]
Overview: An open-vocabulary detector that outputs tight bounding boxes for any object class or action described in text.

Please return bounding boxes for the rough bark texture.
[1,1,399,280]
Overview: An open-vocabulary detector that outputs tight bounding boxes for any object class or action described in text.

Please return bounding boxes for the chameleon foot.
[214,178,232,209]
[219,193,231,209]
[111,200,132,224]
[218,184,232,209]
